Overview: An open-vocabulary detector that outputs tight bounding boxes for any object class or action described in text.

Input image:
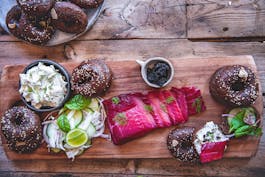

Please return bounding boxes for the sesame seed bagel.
[209,65,259,107]
[71,59,112,97]
[6,5,55,45]
[1,106,42,153]
[17,0,55,17]
[51,1,88,34]
[7,132,42,153]
[70,0,104,8]
[167,127,199,162]
[5,5,22,38]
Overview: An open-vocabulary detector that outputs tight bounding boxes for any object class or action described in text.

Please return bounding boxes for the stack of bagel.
[6,0,103,45]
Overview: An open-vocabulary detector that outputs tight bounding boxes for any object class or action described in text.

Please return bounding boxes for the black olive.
[147,61,170,86]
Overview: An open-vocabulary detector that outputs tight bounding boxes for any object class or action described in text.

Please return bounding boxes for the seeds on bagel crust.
[6,5,55,45]
[167,127,199,162]
[209,65,259,106]
[71,59,112,97]
[17,0,55,17]
[70,0,104,9]
[1,106,42,153]
[51,1,88,34]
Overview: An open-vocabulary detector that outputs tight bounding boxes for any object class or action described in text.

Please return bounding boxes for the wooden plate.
[0,0,103,46]
[0,55,262,160]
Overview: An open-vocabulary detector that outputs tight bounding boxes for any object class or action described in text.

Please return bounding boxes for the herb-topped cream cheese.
[19,62,68,109]
[194,121,228,154]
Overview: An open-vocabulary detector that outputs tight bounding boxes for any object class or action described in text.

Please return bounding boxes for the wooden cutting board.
[0,55,263,160]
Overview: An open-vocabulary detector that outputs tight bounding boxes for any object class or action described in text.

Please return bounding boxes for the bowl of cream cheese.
[19,59,71,112]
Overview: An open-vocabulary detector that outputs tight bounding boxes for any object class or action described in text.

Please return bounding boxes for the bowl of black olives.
[136,57,174,88]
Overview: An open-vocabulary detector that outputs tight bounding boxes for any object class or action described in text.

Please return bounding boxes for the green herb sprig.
[227,107,262,138]
[192,98,202,113]
[65,94,91,110]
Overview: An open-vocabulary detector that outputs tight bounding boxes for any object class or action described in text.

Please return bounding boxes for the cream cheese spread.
[19,62,67,109]
[194,121,228,154]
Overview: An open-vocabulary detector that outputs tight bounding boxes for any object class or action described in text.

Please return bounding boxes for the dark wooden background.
[0,0,265,176]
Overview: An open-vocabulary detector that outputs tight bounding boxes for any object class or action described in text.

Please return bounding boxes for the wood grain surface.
[0,0,265,176]
[187,0,265,39]
[1,0,265,41]
[0,56,263,160]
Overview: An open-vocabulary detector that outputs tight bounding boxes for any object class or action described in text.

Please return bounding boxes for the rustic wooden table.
[0,0,265,176]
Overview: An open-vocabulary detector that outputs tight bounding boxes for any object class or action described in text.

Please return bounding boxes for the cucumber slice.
[78,111,93,130]
[46,123,58,138]
[67,110,83,129]
[228,108,243,125]
[87,123,96,138]
[46,123,58,148]
[89,98,100,112]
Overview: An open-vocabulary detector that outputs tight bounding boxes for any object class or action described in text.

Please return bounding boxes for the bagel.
[1,106,42,153]
[209,65,259,106]
[6,5,55,45]
[70,0,104,8]
[71,59,112,97]
[51,1,88,33]
[17,0,55,17]
[167,127,199,162]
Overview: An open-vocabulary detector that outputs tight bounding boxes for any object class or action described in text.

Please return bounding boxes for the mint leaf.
[65,95,91,110]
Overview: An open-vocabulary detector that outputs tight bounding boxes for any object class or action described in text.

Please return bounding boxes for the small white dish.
[136,57,174,88]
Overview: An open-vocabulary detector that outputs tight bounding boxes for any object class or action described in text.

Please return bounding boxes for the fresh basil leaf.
[249,127,262,136]
[57,114,70,132]
[65,95,91,110]
[234,125,252,138]
[229,109,246,133]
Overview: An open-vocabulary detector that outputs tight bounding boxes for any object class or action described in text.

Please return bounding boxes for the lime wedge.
[66,128,88,147]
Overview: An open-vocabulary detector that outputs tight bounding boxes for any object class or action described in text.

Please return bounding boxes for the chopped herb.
[160,104,167,113]
[165,96,175,104]
[192,98,202,113]
[112,97,120,104]
[114,113,127,126]
[206,131,214,141]
[144,104,153,112]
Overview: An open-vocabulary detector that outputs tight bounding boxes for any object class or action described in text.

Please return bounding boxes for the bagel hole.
[14,112,24,125]
[181,141,193,149]
[78,76,92,85]
[231,81,245,91]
